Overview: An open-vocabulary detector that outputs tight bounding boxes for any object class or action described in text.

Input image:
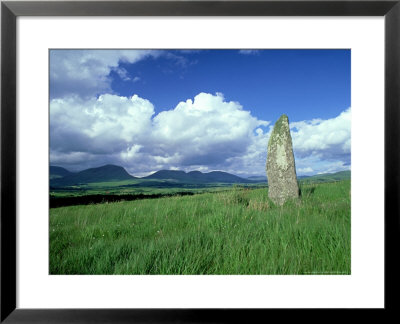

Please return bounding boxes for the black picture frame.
[1,0,399,322]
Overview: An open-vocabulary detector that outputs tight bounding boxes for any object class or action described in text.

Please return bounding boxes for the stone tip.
[273,114,289,130]
[278,114,289,122]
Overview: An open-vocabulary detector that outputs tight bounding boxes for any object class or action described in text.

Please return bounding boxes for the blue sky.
[50,49,351,177]
[111,50,350,122]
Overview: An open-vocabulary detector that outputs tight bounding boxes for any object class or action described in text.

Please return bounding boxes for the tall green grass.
[50,180,350,274]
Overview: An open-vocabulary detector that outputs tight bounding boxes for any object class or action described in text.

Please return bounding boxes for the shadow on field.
[50,192,194,208]
[299,186,316,198]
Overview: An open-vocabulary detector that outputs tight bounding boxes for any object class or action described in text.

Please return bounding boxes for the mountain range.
[50,164,350,187]
[50,164,259,187]
[50,165,135,186]
[144,169,251,184]
[49,166,73,179]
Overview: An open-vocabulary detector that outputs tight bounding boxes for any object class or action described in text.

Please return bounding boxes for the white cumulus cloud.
[50,92,350,176]
[50,94,155,156]
[291,108,351,161]
[50,50,161,98]
[150,92,269,167]
[50,92,270,174]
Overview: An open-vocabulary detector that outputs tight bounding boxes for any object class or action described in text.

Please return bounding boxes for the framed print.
[1,0,399,322]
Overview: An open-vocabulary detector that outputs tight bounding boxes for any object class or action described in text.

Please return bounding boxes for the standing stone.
[266,114,299,205]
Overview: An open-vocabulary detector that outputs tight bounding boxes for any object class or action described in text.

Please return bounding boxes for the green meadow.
[50,180,351,275]
[50,179,266,198]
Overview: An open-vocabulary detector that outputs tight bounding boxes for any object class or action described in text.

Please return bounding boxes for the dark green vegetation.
[50,180,351,275]
[50,192,195,209]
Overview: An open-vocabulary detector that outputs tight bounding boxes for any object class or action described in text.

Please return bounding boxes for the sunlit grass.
[50,180,350,275]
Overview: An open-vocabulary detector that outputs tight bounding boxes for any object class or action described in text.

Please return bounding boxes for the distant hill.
[144,170,254,184]
[203,171,253,183]
[299,170,350,183]
[50,166,74,179]
[144,170,189,182]
[50,164,135,186]
[247,176,267,182]
[297,175,310,179]
[246,171,350,183]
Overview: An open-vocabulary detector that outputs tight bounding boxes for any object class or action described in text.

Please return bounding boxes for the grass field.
[50,179,267,198]
[49,180,351,275]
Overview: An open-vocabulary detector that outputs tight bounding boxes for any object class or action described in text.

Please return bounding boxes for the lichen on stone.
[266,114,299,206]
